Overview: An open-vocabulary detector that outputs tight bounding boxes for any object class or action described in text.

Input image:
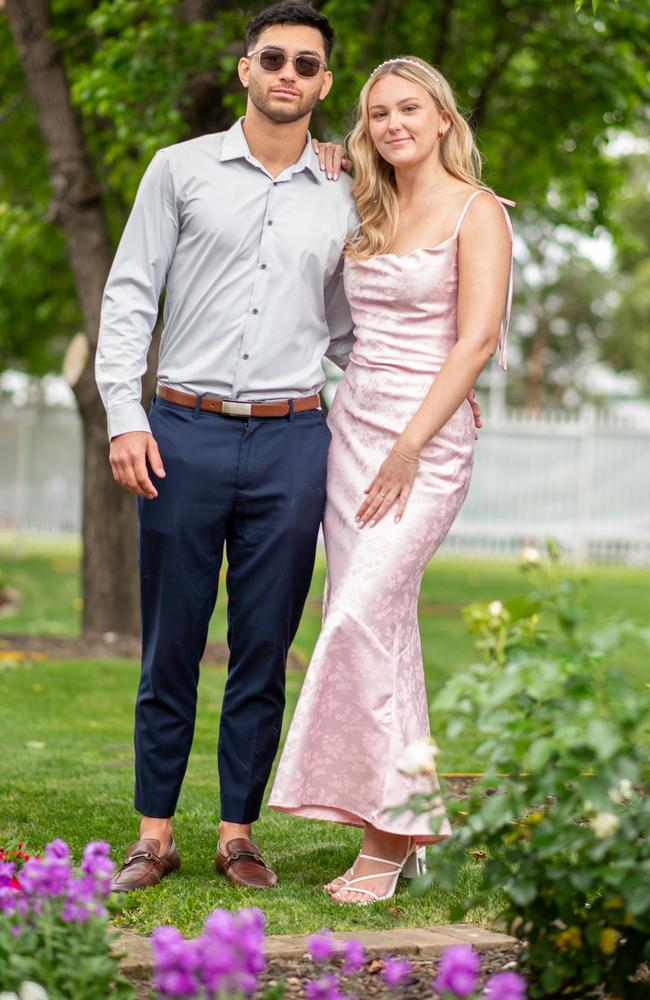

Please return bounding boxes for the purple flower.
[383,956,412,987]
[0,886,18,913]
[81,841,113,895]
[232,969,258,997]
[44,839,70,862]
[197,935,238,995]
[307,930,338,961]
[341,938,365,974]
[155,968,199,997]
[234,906,265,934]
[305,974,346,1000]
[484,971,527,999]
[152,926,201,975]
[0,861,16,886]
[433,944,480,998]
[203,908,238,944]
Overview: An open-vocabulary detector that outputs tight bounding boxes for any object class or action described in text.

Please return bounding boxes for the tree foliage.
[1,0,649,379]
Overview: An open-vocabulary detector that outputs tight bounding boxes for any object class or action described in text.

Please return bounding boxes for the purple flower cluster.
[382,956,412,987]
[433,944,527,999]
[0,839,113,923]
[305,930,365,999]
[434,944,481,997]
[152,906,266,999]
[484,971,527,999]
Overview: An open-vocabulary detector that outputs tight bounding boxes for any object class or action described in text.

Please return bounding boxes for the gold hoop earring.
[437,129,445,139]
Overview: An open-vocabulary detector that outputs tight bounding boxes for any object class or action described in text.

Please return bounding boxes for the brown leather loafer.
[215,837,278,889]
[110,838,180,893]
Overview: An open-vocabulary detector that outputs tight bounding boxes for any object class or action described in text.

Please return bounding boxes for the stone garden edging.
[116,924,517,982]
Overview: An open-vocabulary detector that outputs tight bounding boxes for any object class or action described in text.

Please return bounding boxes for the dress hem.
[267,800,450,844]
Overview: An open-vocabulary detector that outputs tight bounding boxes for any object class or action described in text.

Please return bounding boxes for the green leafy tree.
[1,0,649,634]
[602,153,650,393]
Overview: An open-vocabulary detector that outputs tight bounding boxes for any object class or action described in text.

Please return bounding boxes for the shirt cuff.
[107,402,152,440]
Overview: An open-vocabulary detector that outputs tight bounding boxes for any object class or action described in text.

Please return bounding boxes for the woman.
[269,56,513,904]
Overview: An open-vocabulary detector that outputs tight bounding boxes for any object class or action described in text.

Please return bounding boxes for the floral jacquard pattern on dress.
[269,192,513,842]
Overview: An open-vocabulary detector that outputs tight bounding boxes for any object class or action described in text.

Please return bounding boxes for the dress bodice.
[343,191,513,374]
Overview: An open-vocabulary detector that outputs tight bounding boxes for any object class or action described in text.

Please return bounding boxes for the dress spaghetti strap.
[451,189,485,239]
[452,190,515,370]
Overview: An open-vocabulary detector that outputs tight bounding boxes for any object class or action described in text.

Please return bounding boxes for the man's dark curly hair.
[245,2,335,62]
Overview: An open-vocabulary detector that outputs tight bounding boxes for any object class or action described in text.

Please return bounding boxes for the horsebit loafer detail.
[110,838,180,893]
[215,837,278,889]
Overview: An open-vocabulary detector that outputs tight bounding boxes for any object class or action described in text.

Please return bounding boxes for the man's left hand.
[311,139,351,180]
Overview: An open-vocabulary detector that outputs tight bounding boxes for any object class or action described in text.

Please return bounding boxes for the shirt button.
[252,308,259,315]
[243,353,250,360]
[267,220,273,226]
[260,263,267,270]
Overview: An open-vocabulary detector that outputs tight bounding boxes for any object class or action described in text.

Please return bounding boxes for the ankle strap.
[357,852,402,868]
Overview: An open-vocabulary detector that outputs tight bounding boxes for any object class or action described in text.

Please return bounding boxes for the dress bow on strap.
[495,196,515,371]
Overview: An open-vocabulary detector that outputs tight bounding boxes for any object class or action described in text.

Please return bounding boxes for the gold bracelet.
[393,446,419,465]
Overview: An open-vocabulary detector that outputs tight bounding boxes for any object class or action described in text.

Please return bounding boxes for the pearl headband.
[371,58,441,86]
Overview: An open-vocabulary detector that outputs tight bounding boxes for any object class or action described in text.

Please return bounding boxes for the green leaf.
[508,881,537,905]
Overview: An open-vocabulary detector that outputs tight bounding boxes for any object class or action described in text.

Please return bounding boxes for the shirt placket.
[231,178,279,399]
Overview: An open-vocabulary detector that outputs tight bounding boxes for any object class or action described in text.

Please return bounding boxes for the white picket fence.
[1,404,649,563]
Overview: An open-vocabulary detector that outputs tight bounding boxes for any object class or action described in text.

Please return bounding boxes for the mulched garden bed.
[128,948,523,1000]
[128,951,650,999]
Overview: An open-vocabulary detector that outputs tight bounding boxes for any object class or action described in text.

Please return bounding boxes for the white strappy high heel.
[330,840,427,906]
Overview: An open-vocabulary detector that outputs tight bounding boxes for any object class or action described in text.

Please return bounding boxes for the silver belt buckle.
[221,400,252,417]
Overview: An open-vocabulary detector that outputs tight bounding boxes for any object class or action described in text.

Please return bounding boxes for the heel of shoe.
[402,845,427,879]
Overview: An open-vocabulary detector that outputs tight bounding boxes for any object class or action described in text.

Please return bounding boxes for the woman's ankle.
[361,826,411,861]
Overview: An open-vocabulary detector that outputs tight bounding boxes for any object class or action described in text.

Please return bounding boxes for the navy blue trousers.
[134,396,330,823]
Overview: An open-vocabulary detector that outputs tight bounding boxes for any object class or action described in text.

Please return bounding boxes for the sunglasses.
[247,47,327,79]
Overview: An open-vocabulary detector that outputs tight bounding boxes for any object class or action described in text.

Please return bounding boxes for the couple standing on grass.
[96,1,513,906]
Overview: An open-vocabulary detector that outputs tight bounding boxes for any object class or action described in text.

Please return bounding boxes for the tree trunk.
[526,316,550,416]
[5,0,140,637]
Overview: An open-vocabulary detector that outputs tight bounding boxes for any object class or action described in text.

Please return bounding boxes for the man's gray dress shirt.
[96,119,358,439]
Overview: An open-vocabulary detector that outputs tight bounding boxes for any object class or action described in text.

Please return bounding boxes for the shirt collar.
[220,118,323,184]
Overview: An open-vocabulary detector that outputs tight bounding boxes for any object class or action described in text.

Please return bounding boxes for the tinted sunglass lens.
[295,56,321,77]
[259,50,286,71]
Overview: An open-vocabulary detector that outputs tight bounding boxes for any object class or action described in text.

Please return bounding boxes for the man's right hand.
[109,431,165,499]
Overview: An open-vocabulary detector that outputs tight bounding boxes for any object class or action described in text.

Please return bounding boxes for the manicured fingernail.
[334,173,339,180]
[369,519,376,527]
[395,516,401,523]
[327,172,332,179]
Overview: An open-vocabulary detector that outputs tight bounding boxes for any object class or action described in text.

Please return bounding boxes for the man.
[97,1,356,892]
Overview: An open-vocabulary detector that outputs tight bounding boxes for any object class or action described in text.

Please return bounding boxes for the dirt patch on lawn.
[0,632,306,668]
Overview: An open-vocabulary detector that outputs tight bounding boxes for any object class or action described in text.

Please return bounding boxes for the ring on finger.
[379,490,386,497]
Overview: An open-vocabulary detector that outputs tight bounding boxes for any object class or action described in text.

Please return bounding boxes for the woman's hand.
[355,448,418,528]
[311,138,351,179]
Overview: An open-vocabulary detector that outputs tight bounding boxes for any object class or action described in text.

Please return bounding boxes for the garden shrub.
[405,543,650,997]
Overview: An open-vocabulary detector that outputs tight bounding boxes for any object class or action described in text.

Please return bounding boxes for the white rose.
[19,986,49,1000]
[608,778,634,804]
[521,546,541,565]
[396,739,440,776]
[0,992,19,1000]
[619,778,634,799]
[488,600,504,618]
[591,812,620,839]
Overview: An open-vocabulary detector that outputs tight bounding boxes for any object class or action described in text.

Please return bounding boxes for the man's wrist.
[106,402,151,440]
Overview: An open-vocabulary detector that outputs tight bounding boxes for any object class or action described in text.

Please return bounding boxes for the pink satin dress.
[269,191,513,842]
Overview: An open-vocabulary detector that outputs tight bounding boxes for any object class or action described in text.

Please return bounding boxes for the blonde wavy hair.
[346,56,490,260]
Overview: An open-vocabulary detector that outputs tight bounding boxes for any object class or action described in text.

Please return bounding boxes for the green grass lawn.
[1,540,648,936]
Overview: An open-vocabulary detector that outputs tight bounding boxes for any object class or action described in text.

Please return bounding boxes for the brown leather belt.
[156,384,321,419]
